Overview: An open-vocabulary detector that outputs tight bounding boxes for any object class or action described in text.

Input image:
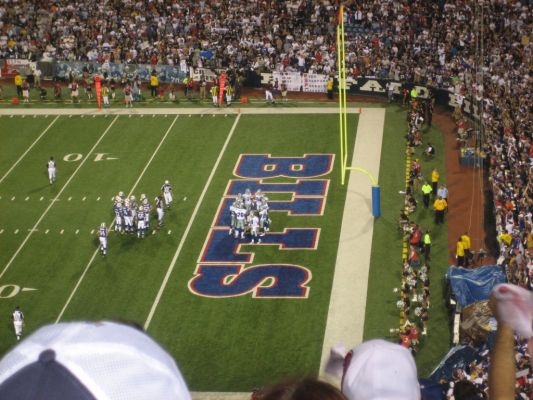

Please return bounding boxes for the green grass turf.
[133,114,358,391]
[363,104,451,377]
[0,113,358,392]
[0,107,452,390]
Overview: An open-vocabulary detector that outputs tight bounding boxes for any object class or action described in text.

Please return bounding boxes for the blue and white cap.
[0,321,191,400]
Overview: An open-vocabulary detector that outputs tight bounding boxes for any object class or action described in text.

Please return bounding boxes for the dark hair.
[260,377,347,400]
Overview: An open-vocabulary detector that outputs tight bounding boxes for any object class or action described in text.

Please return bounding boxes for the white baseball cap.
[342,339,420,400]
[0,321,191,400]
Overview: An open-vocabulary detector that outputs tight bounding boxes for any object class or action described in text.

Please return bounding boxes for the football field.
[0,106,450,395]
[0,108,360,391]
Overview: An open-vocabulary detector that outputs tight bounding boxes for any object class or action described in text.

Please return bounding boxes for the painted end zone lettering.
[234,154,334,178]
[190,153,333,299]
[188,264,311,298]
[199,228,320,264]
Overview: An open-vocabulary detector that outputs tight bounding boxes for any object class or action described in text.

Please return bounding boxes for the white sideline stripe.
[144,114,242,330]
[319,108,386,384]
[0,107,361,116]
[0,116,119,281]
[0,116,60,185]
[55,115,180,323]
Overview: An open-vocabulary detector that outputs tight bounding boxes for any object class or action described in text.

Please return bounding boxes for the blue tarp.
[429,345,484,382]
[447,265,506,307]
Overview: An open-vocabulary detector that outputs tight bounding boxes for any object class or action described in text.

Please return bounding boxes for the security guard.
[423,230,431,261]
[421,181,433,208]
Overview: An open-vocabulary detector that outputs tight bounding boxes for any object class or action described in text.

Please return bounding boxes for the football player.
[243,188,252,211]
[47,156,56,184]
[113,197,123,233]
[161,180,173,208]
[12,306,24,341]
[259,203,270,236]
[129,195,137,219]
[250,211,261,243]
[142,196,151,229]
[137,206,146,238]
[98,222,108,256]
[229,200,237,236]
[155,195,164,227]
[234,202,247,239]
[123,200,133,233]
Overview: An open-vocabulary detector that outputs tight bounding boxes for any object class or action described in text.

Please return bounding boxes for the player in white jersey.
[155,195,164,227]
[229,200,237,235]
[12,306,24,341]
[234,203,247,239]
[47,156,56,184]
[137,206,146,238]
[250,212,261,243]
[98,223,108,256]
[161,180,173,208]
[141,196,151,228]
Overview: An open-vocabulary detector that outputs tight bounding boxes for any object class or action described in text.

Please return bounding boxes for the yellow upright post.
[337,24,345,185]
[340,6,348,176]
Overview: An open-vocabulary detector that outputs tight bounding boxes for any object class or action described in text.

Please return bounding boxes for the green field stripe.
[0,115,118,277]
[143,114,242,330]
[0,116,181,354]
[54,115,180,322]
[54,116,238,325]
[146,114,357,391]
[0,116,59,182]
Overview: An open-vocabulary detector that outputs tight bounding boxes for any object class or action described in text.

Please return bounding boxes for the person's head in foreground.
[0,321,191,400]
[341,339,421,400]
[260,377,346,400]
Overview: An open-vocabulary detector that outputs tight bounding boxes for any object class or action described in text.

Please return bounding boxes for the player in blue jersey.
[123,200,133,233]
[141,196,151,229]
[113,199,123,233]
[98,223,108,256]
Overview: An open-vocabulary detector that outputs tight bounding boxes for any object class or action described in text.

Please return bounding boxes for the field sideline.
[0,105,449,396]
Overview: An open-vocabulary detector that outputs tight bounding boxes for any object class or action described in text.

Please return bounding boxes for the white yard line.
[191,393,249,400]
[55,115,180,323]
[0,116,120,281]
[0,107,361,116]
[143,114,242,330]
[0,115,60,184]
[319,108,386,384]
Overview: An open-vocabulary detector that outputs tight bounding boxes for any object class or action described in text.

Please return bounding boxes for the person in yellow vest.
[102,84,109,107]
[210,85,218,107]
[150,72,159,97]
[421,181,432,208]
[461,231,472,266]
[433,195,447,224]
[410,87,418,101]
[182,76,190,98]
[456,237,465,266]
[327,77,334,100]
[423,230,431,261]
[225,85,233,106]
[14,72,23,97]
[498,232,512,246]
[431,167,440,195]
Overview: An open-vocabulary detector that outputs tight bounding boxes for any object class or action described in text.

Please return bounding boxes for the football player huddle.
[112,192,154,238]
[229,188,271,243]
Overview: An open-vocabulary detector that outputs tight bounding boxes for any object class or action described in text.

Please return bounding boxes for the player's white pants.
[265,90,274,102]
[124,216,132,230]
[157,208,164,224]
[99,237,107,253]
[115,215,122,231]
[103,95,109,105]
[48,168,56,183]
[212,95,218,106]
[13,321,23,337]
[164,192,172,206]
[137,220,145,237]
[226,94,232,104]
